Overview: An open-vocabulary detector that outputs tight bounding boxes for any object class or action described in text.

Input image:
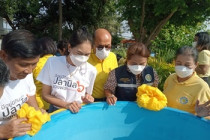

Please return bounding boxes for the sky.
[120,20,210,39]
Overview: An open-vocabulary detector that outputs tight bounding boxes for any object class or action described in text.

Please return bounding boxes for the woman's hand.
[195,100,210,117]
[82,94,94,104]
[0,117,31,139]
[65,101,81,113]
[106,94,117,105]
[40,108,47,114]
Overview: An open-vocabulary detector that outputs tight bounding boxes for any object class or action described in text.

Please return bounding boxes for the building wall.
[0,17,12,37]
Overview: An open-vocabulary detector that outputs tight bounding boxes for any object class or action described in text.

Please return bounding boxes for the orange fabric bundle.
[136,84,167,111]
[17,103,51,136]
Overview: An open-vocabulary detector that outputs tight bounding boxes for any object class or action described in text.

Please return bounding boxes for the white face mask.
[128,65,145,75]
[70,54,89,66]
[192,41,197,48]
[96,48,110,60]
[175,66,193,78]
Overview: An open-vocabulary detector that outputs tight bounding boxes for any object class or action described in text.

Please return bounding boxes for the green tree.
[117,0,210,46]
[0,0,121,41]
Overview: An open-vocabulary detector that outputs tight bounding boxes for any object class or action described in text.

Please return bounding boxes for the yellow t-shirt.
[88,51,118,98]
[163,72,210,114]
[33,54,53,110]
[198,50,210,77]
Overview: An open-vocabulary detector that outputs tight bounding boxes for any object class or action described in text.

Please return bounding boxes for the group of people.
[0,28,209,139]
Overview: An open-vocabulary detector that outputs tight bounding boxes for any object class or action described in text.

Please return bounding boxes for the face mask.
[175,66,193,78]
[192,41,197,48]
[70,54,89,67]
[96,48,110,60]
[128,65,145,75]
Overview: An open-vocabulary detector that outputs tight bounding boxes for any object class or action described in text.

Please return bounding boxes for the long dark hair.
[69,27,93,48]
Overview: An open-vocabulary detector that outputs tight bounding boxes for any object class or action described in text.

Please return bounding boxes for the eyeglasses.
[97,45,111,51]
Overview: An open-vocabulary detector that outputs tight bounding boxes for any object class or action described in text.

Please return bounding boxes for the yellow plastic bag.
[17,103,51,136]
[136,84,167,111]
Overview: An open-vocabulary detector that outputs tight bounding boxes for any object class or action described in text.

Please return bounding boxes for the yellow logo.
[119,78,130,83]
[180,97,188,104]
[145,74,152,82]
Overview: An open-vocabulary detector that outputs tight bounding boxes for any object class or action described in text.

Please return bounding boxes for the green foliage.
[151,23,206,51]
[112,47,127,58]
[112,35,123,48]
[117,0,210,44]
[148,22,208,90]
[148,56,175,91]
[0,0,121,41]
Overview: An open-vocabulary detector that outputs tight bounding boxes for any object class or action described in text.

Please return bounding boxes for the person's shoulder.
[20,73,34,84]
[88,53,97,64]
[36,55,53,67]
[109,52,117,57]
[166,73,176,80]
[25,73,33,80]
[107,52,118,64]
[115,65,126,72]
[48,56,65,63]
[193,74,209,89]
[86,62,97,73]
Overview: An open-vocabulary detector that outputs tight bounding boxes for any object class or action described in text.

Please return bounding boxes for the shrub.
[148,57,175,91]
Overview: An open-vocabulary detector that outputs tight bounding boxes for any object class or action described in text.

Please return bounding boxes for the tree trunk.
[139,0,145,43]
[145,8,177,47]
[3,14,16,30]
[58,0,62,41]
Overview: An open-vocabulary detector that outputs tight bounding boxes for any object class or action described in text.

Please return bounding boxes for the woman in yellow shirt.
[163,46,210,114]
[33,37,57,110]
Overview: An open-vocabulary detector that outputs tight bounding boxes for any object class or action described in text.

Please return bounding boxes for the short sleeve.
[26,74,36,96]
[198,50,210,65]
[86,68,97,94]
[195,88,210,105]
[104,70,117,94]
[37,59,52,86]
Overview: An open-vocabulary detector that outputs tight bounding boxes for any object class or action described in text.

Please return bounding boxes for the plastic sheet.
[14,101,210,140]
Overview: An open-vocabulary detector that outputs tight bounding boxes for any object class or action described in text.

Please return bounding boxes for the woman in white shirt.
[37,27,97,113]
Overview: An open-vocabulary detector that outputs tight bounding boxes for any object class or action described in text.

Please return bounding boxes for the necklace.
[66,58,79,77]
[66,57,87,77]
[67,63,79,77]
